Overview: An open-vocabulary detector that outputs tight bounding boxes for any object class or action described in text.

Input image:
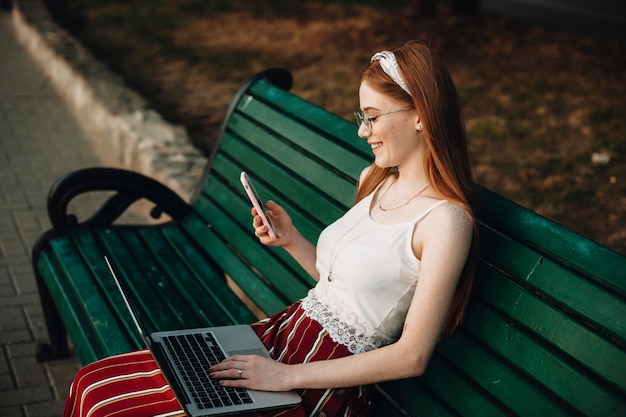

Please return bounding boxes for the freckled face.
[358,82,422,169]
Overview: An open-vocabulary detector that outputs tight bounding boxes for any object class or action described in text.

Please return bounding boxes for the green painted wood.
[36,252,104,364]
[464,290,625,415]
[472,264,626,395]
[189,188,311,302]
[418,354,512,417]
[97,230,185,332]
[247,81,371,161]
[158,224,259,325]
[227,101,368,191]
[206,150,343,243]
[478,223,626,346]
[192,187,318,289]
[436,329,573,417]
[220,123,357,216]
[376,379,459,417]
[476,186,626,294]
[70,229,151,348]
[374,379,459,417]
[179,214,290,316]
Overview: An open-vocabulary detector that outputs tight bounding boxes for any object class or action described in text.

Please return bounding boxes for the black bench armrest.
[47,167,192,232]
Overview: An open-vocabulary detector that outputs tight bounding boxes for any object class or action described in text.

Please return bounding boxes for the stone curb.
[11,0,207,201]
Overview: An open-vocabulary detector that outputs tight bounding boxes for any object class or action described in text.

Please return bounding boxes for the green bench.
[32,68,626,416]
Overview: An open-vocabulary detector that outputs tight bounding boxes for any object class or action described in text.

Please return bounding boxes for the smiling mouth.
[371,143,382,150]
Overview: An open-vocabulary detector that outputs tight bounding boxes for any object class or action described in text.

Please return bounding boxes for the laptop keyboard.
[163,332,253,409]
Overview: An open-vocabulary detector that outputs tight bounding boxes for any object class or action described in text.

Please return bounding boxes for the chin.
[374,159,394,169]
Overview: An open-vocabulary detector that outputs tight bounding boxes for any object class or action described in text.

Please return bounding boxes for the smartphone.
[240,171,276,239]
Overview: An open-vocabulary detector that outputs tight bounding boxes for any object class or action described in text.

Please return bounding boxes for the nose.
[357,122,370,138]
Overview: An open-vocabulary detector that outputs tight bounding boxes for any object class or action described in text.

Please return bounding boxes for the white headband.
[370,51,412,97]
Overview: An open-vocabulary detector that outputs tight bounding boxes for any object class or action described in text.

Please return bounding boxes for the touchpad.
[229,348,269,358]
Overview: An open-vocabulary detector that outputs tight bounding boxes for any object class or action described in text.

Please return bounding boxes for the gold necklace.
[378,180,429,212]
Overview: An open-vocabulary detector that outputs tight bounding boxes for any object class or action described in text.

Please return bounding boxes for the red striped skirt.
[63,302,375,417]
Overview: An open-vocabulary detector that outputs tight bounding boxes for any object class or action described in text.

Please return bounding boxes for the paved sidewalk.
[1,9,116,416]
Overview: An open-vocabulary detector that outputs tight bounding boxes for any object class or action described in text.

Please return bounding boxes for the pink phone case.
[240,171,276,239]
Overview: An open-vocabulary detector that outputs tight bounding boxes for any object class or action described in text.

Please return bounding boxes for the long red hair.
[356,40,478,340]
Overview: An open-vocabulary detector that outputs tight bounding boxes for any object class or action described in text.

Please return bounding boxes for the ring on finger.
[237,369,243,379]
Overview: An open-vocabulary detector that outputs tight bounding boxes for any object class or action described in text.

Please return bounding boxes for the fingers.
[252,214,277,241]
[251,200,280,215]
[208,356,253,388]
[250,201,286,244]
[252,216,273,238]
[209,355,249,370]
[212,368,245,381]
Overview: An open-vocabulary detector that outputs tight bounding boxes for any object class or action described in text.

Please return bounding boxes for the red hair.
[357,40,478,340]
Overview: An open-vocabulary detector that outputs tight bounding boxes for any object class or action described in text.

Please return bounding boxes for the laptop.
[103,256,301,416]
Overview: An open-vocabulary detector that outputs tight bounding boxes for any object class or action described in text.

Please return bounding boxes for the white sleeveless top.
[300,191,448,353]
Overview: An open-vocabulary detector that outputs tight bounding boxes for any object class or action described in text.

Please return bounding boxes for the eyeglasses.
[354,109,410,135]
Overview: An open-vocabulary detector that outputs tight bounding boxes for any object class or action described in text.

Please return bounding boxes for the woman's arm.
[211,202,473,390]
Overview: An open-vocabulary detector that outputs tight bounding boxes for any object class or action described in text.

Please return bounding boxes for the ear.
[415,115,422,131]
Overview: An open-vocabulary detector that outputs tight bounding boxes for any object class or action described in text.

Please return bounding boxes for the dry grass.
[61,0,625,254]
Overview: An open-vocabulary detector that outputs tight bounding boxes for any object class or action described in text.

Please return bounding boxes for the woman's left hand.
[209,355,294,392]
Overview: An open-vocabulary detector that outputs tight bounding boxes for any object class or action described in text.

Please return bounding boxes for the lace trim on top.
[300,291,388,354]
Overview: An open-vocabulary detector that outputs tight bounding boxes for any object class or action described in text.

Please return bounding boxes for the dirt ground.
[59,0,625,255]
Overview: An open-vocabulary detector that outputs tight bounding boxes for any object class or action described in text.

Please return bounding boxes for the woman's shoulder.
[412,199,474,261]
[424,199,474,234]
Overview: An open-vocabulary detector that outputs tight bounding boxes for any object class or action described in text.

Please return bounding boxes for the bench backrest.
[183,69,626,416]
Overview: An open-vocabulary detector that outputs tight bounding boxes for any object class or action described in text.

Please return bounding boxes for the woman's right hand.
[254,200,319,280]
[252,201,293,247]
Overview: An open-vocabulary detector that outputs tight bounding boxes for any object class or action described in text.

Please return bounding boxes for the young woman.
[63,40,478,417]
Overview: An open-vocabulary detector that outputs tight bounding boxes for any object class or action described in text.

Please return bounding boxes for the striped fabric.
[63,302,374,417]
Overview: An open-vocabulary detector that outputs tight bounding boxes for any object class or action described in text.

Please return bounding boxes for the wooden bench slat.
[248,80,371,160]
[477,186,626,294]
[115,230,216,328]
[190,188,311,302]
[37,250,113,364]
[241,84,370,183]
[194,166,316,286]
[86,226,255,332]
[158,224,260,325]
[473,264,626,392]
[63,231,145,336]
[226,99,366,204]
[479,224,626,345]
[464,293,625,415]
[376,379,459,417]
[72,229,158,348]
[462,300,625,416]
[43,232,150,360]
[213,138,347,233]
[134,227,252,326]
[456,304,594,415]
[193,187,318,291]
[417,354,514,416]
[98,230,198,332]
[223,115,358,215]
[437,329,573,417]
[180,214,290,316]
